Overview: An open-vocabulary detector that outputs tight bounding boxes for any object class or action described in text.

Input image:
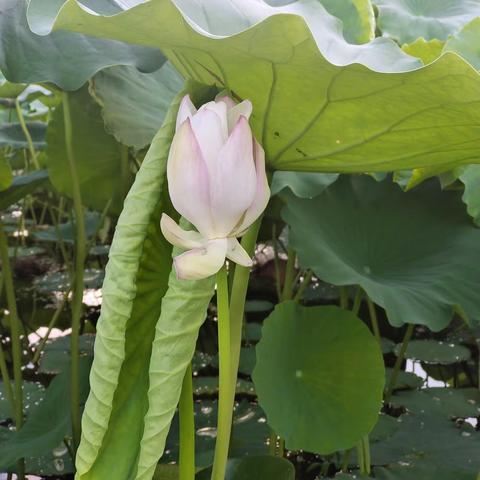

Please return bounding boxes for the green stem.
[62,91,85,450]
[15,98,40,170]
[269,430,277,455]
[293,270,313,303]
[0,223,25,479]
[281,247,296,301]
[32,292,69,364]
[384,323,415,404]
[351,287,363,316]
[339,286,348,309]
[366,296,381,343]
[211,264,232,480]
[179,363,195,480]
[0,342,15,419]
[341,448,351,472]
[272,225,282,301]
[356,435,371,475]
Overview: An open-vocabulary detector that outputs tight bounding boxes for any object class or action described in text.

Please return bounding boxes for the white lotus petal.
[226,237,253,267]
[175,94,197,131]
[160,213,205,249]
[234,137,270,236]
[227,100,252,132]
[209,116,257,237]
[173,238,227,280]
[167,119,214,237]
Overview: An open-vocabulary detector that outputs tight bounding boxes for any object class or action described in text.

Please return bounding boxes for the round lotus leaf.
[196,455,295,480]
[385,368,424,391]
[393,387,480,418]
[282,175,480,331]
[252,302,385,454]
[396,340,471,365]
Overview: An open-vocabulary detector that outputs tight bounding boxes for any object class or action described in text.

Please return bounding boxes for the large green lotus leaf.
[0,0,164,90]
[0,122,46,150]
[0,357,91,471]
[30,0,480,173]
[75,87,216,480]
[374,0,480,43]
[315,0,375,44]
[0,170,49,210]
[270,171,339,198]
[460,165,480,226]
[444,17,480,70]
[0,158,12,191]
[252,302,385,454]
[89,62,183,149]
[44,87,133,214]
[282,175,480,331]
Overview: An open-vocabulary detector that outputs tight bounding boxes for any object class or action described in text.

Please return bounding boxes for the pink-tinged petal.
[173,238,227,280]
[227,100,252,133]
[215,94,237,109]
[209,116,257,237]
[160,213,205,250]
[226,238,253,267]
[233,138,270,236]
[175,95,197,131]
[190,107,227,169]
[167,119,214,237]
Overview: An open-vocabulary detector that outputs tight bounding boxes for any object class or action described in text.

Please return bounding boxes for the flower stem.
[0,222,25,479]
[384,323,415,404]
[210,218,262,480]
[62,91,85,451]
[15,98,40,170]
[339,286,348,309]
[179,363,195,480]
[211,264,231,480]
[293,270,313,303]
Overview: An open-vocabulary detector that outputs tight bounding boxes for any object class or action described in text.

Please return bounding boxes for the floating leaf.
[31,0,480,174]
[0,122,46,149]
[253,302,384,454]
[0,382,45,422]
[0,170,49,210]
[444,17,480,70]
[385,369,424,391]
[396,339,471,365]
[393,387,480,418]
[90,62,183,149]
[196,455,295,480]
[460,164,480,226]
[401,38,444,64]
[374,0,480,42]
[0,357,91,471]
[282,175,480,331]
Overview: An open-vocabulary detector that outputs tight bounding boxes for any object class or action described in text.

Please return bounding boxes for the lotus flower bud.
[161,94,270,280]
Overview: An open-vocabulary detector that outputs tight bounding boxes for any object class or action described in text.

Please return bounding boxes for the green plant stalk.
[366,296,381,342]
[293,270,313,303]
[211,264,232,480]
[15,98,40,170]
[351,287,363,316]
[0,223,25,479]
[32,292,69,364]
[339,286,348,309]
[384,323,415,404]
[356,435,371,475]
[0,342,15,419]
[272,224,282,301]
[62,91,86,450]
[281,247,296,301]
[179,363,195,480]
[341,448,352,472]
